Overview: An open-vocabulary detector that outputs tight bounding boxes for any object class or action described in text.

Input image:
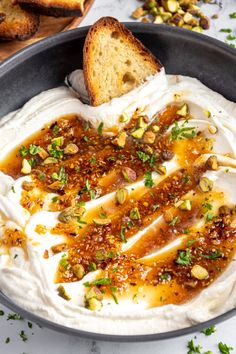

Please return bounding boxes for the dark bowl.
[0,23,236,342]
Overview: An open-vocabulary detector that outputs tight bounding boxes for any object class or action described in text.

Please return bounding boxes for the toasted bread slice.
[83,17,162,107]
[0,0,39,40]
[17,0,86,17]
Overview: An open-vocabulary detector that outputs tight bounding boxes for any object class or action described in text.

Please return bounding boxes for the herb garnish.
[5,337,10,344]
[226,34,236,41]
[120,225,127,243]
[169,216,179,226]
[84,278,112,287]
[137,151,150,163]
[51,166,68,185]
[220,28,232,33]
[110,286,119,304]
[29,144,41,155]
[7,313,23,320]
[187,339,202,354]
[218,341,234,354]
[0,310,4,316]
[170,121,197,141]
[19,330,28,342]
[201,325,216,336]
[176,249,192,266]
[19,146,28,157]
[229,12,236,19]
[200,250,223,260]
[144,171,154,188]
[97,122,104,136]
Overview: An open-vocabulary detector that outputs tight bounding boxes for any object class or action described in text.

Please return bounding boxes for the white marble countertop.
[0,1,236,353]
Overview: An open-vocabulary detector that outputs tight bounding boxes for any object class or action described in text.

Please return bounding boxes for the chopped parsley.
[88,262,97,271]
[187,339,202,354]
[110,286,119,304]
[144,171,154,188]
[5,337,10,344]
[11,186,16,193]
[120,225,127,243]
[84,277,112,287]
[53,124,60,136]
[187,239,196,247]
[28,321,33,329]
[51,166,68,185]
[169,216,179,226]
[226,34,236,41]
[83,136,89,142]
[19,330,28,342]
[200,250,223,260]
[29,144,41,155]
[218,342,234,354]
[160,273,171,282]
[7,313,23,320]
[89,156,97,165]
[97,122,104,136]
[220,28,232,33]
[176,249,192,266]
[0,310,4,316]
[202,201,213,213]
[201,325,216,336]
[170,121,197,141]
[51,196,58,203]
[19,146,28,157]
[137,151,150,163]
[229,12,236,19]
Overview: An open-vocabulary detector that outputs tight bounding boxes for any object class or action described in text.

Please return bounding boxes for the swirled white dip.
[0,68,236,335]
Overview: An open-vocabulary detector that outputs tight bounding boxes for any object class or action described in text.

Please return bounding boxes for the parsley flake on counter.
[0,310,4,316]
[19,330,28,342]
[201,325,216,336]
[5,337,10,344]
[7,313,23,321]
[187,339,202,354]
[229,12,236,19]
[218,341,234,354]
[226,34,236,41]
[220,28,232,33]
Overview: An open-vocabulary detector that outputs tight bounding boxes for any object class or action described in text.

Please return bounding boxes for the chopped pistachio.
[156,165,167,175]
[179,200,192,211]
[176,103,189,117]
[115,132,127,148]
[206,156,219,171]
[43,157,58,164]
[72,264,85,279]
[170,13,184,26]
[22,181,34,191]
[182,24,192,30]
[21,159,31,174]
[191,264,209,280]
[192,26,203,33]
[183,12,193,24]
[58,206,86,223]
[64,143,79,155]
[131,6,145,19]
[131,128,145,139]
[119,112,129,123]
[152,125,160,133]
[162,12,172,21]
[85,286,103,301]
[200,16,210,30]
[138,116,149,129]
[93,217,111,226]
[162,0,179,13]
[130,207,141,220]
[116,188,128,205]
[57,285,71,301]
[199,177,213,193]
[86,298,102,311]
[153,15,164,24]
[51,136,64,147]
[203,109,211,118]
[122,167,137,183]
[38,147,48,159]
[208,124,218,134]
[143,131,156,144]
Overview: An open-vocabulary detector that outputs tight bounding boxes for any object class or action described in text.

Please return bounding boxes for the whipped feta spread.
[0,68,236,335]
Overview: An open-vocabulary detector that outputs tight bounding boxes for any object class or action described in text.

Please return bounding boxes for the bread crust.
[83,17,162,106]
[17,0,85,17]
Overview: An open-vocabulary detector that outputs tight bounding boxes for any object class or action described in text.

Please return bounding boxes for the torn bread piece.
[83,17,162,107]
[0,0,39,40]
[17,0,86,17]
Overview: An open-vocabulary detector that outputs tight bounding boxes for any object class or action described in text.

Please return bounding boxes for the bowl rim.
[0,23,236,342]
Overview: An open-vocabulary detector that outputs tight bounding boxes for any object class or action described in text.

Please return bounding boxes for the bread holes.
[111,31,119,39]
[122,72,136,90]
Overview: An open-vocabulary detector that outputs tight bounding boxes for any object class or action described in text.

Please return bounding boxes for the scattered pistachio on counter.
[131,0,211,33]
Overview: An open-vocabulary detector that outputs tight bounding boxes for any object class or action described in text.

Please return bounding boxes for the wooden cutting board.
[0,0,94,62]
